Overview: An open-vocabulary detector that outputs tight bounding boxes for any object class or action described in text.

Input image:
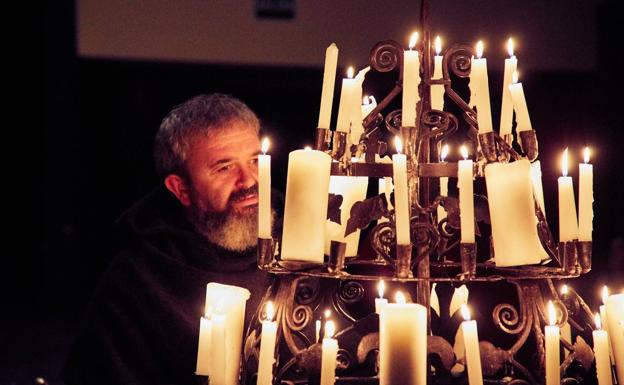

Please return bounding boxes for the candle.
[402,32,421,127]
[258,138,272,239]
[458,146,475,243]
[431,36,445,111]
[320,321,339,385]
[336,67,356,133]
[500,38,518,136]
[508,70,533,132]
[210,304,227,385]
[257,302,278,385]
[558,148,579,242]
[375,280,388,314]
[350,66,371,143]
[392,137,411,245]
[560,286,572,358]
[315,319,322,343]
[204,283,251,385]
[578,147,593,241]
[461,305,484,385]
[282,148,332,262]
[196,307,213,375]
[545,301,560,385]
[471,41,493,133]
[361,95,377,119]
[599,286,616,363]
[318,43,339,130]
[531,161,546,212]
[484,159,546,266]
[379,292,427,385]
[593,314,614,385]
[605,294,624,384]
[437,144,449,223]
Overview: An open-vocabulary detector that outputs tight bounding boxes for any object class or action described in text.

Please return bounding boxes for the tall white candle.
[545,301,560,385]
[509,70,533,132]
[437,144,449,223]
[471,41,493,133]
[599,286,616,363]
[336,67,356,133]
[210,309,227,385]
[431,36,445,111]
[378,175,394,224]
[578,147,593,241]
[258,138,272,239]
[318,43,339,130]
[458,146,475,243]
[282,148,332,262]
[531,161,546,212]
[392,137,411,245]
[560,286,572,359]
[593,314,614,385]
[500,38,518,136]
[558,148,579,242]
[350,66,371,143]
[402,32,421,127]
[320,321,339,385]
[605,294,624,384]
[379,292,427,385]
[375,280,388,314]
[196,307,213,376]
[257,302,278,385]
[461,305,484,385]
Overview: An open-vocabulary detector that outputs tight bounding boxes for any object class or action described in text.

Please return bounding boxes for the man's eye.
[250,158,259,165]
[216,165,232,173]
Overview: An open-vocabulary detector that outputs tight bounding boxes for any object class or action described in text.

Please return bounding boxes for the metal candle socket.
[332,131,348,160]
[395,243,413,279]
[328,240,346,274]
[576,241,592,273]
[314,127,331,151]
[558,241,579,274]
[460,242,477,278]
[519,130,539,161]
[257,237,274,269]
[478,131,498,163]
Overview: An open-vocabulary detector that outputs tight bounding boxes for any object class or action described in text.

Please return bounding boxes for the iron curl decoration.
[384,109,403,137]
[409,220,439,267]
[443,43,473,79]
[336,348,353,371]
[369,40,403,74]
[287,304,313,332]
[338,281,366,305]
[295,278,320,306]
[492,303,525,335]
[369,220,396,264]
[419,109,458,144]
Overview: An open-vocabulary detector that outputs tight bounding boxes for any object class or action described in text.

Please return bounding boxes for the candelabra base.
[576,241,592,273]
[519,129,539,161]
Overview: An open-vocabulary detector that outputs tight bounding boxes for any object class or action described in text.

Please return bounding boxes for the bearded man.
[63,94,279,385]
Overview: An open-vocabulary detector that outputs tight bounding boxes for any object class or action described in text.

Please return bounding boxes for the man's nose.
[236,164,258,189]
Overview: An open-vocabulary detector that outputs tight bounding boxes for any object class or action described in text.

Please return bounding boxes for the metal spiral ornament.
[443,43,473,79]
[492,303,525,334]
[295,278,320,305]
[369,40,403,73]
[384,109,403,136]
[370,221,396,262]
[287,304,312,331]
[336,349,353,370]
[338,281,366,305]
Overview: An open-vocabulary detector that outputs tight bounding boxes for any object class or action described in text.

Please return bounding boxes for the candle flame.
[561,148,569,177]
[441,144,449,161]
[460,145,469,160]
[561,285,569,295]
[363,95,370,105]
[595,313,602,330]
[507,37,514,57]
[395,291,406,304]
[304,146,312,151]
[394,136,403,154]
[347,67,354,79]
[205,306,213,319]
[378,280,385,298]
[325,320,335,338]
[602,286,609,305]
[435,36,442,55]
[324,309,331,318]
[261,137,269,155]
[409,32,419,50]
[512,70,519,84]
[547,301,556,326]
[476,40,484,59]
[461,304,471,321]
[265,302,274,321]
[584,147,590,164]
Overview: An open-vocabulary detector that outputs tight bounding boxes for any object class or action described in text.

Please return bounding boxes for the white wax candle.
[402,32,421,127]
[258,138,272,239]
[594,314,614,385]
[508,71,533,132]
[484,160,547,266]
[437,144,449,224]
[531,161,546,213]
[431,36,444,111]
[210,311,227,385]
[378,176,394,224]
[379,292,427,385]
[606,294,624,384]
[461,305,483,385]
[350,67,370,143]
[500,38,518,136]
[196,313,212,375]
[558,149,579,242]
[578,147,593,241]
[320,321,339,385]
[257,303,278,385]
[545,301,560,385]
[600,286,616,363]
[392,137,411,245]
[458,146,475,243]
[336,68,356,133]
[318,43,339,130]
[361,95,377,119]
[375,280,388,314]
[282,149,332,262]
[471,41,493,133]
[562,322,572,358]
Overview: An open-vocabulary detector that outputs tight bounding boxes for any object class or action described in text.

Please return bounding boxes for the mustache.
[229,185,259,203]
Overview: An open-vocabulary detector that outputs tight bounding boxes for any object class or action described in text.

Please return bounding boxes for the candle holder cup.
[460,242,477,279]
[328,240,347,274]
[257,237,274,269]
[576,241,592,273]
[315,127,331,151]
[519,130,539,162]
[395,243,413,279]
[500,133,513,162]
[558,241,579,274]
[478,131,498,163]
[331,131,348,160]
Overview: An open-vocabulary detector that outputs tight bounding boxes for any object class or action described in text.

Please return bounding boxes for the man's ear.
[164,174,192,207]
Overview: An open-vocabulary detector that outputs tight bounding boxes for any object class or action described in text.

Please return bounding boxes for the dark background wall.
[3,0,623,383]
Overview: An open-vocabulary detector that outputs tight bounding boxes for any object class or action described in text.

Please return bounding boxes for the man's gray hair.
[154,93,259,177]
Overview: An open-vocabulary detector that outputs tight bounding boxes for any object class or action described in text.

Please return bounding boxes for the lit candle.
[500,38,518,136]
[605,293,624,384]
[318,43,339,130]
[392,137,411,245]
[375,280,388,314]
[560,286,572,358]
[545,301,560,385]
[461,305,484,385]
[431,36,445,111]
[210,303,227,385]
[458,146,475,243]
[531,161,546,212]
[257,302,278,385]
[437,144,449,223]
[379,292,427,385]
[258,138,272,239]
[471,41,493,133]
[402,32,421,127]
[578,147,593,241]
[508,70,533,132]
[320,321,339,385]
[599,286,615,363]
[558,148,579,242]
[196,307,213,376]
[336,67,356,133]
[315,319,322,343]
[282,148,332,262]
[593,313,614,385]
